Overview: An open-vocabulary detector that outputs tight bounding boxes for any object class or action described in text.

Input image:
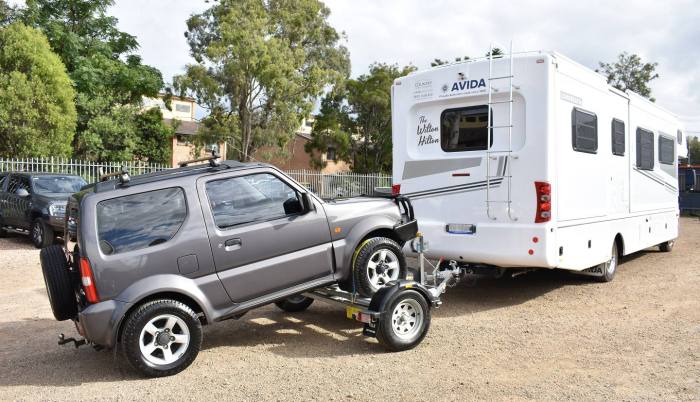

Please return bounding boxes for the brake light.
[79,257,99,303]
[392,184,401,196]
[534,181,551,223]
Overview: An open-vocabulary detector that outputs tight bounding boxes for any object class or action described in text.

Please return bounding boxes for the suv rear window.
[96,188,187,255]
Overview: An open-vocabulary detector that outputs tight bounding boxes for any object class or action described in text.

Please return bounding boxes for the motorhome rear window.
[440,106,492,152]
[571,108,597,153]
[636,128,654,170]
[611,119,625,156]
[658,135,674,165]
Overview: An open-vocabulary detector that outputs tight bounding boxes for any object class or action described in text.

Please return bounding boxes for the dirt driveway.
[0,218,699,401]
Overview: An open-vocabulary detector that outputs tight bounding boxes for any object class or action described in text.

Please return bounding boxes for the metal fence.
[0,157,392,199]
[0,157,169,184]
[285,170,392,199]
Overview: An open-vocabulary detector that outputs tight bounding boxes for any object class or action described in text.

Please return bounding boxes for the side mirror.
[15,188,29,198]
[283,197,304,215]
[301,192,314,212]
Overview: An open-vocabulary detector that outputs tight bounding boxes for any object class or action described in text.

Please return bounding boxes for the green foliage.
[0,23,76,157]
[431,56,469,67]
[688,136,700,165]
[134,108,174,164]
[306,63,416,173]
[174,0,350,162]
[598,52,659,101]
[0,0,16,24]
[18,0,166,160]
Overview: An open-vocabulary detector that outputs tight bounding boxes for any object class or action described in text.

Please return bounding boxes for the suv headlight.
[48,202,67,217]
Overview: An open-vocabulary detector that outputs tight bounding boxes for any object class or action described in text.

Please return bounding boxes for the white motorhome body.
[392,51,687,271]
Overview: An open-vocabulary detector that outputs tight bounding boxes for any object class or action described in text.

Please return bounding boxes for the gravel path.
[0,218,699,401]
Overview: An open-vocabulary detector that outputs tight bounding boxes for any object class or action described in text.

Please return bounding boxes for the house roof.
[165,119,199,136]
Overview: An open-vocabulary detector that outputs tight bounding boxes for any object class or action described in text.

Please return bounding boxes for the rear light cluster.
[534,181,551,223]
[79,257,99,303]
[391,184,401,196]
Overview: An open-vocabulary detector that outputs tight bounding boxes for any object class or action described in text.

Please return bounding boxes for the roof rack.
[179,150,221,168]
[99,166,130,185]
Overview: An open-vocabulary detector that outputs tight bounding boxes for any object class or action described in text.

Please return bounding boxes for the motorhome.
[391,50,687,280]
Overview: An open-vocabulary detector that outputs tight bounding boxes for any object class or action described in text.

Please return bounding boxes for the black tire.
[0,216,6,238]
[352,237,407,298]
[40,245,77,321]
[121,299,203,377]
[32,220,54,249]
[596,242,619,283]
[275,295,314,312]
[376,290,431,352]
[659,240,675,252]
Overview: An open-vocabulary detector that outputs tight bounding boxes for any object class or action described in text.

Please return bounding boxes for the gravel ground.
[1,218,699,401]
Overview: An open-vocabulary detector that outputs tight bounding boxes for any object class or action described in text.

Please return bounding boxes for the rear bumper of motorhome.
[407,221,557,268]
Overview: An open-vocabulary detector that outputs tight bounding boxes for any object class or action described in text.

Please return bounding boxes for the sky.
[12,0,700,134]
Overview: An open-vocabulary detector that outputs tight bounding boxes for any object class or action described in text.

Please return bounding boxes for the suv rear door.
[197,169,334,302]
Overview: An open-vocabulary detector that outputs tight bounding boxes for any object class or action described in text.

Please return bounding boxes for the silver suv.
[40,160,416,376]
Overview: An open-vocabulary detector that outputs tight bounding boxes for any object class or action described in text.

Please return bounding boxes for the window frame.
[636,127,655,171]
[96,187,188,256]
[611,118,625,156]
[204,172,303,230]
[658,134,675,165]
[571,107,598,154]
[440,105,493,153]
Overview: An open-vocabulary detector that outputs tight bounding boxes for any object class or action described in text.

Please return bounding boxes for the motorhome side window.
[571,108,597,153]
[440,105,492,152]
[611,119,625,156]
[658,135,674,165]
[636,128,654,170]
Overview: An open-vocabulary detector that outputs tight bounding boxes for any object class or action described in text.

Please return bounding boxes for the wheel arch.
[614,233,625,256]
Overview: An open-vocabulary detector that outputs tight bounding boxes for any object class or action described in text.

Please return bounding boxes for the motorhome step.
[489,75,514,80]
[488,100,513,105]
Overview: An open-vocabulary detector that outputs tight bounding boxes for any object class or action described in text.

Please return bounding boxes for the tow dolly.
[304,234,466,351]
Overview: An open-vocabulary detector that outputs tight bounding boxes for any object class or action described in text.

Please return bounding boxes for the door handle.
[224,238,242,251]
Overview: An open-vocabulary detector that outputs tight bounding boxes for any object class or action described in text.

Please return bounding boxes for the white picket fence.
[0,157,391,199]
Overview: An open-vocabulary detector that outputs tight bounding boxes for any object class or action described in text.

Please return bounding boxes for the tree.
[174,0,350,162]
[18,0,166,159]
[0,23,76,157]
[598,52,659,101]
[688,136,700,165]
[431,56,469,67]
[0,0,15,24]
[306,63,416,173]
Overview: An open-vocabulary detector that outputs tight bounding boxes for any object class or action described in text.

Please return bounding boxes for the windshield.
[32,176,87,194]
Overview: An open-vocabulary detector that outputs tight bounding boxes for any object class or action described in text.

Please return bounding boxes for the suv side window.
[96,187,187,255]
[206,173,300,229]
[7,175,31,195]
[0,174,7,192]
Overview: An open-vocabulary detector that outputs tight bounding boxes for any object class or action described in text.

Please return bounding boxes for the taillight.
[79,257,99,303]
[392,184,401,196]
[534,181,551,223]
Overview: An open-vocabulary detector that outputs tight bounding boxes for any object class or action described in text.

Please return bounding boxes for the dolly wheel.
[376,289,431,352]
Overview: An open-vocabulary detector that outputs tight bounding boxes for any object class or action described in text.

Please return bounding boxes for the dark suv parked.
[40,160,417,376]
[0,172,87,248]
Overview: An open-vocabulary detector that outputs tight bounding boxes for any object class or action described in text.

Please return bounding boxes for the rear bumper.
[77,299,132,347]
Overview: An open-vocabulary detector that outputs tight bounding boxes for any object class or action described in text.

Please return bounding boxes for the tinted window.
[611,119,625,156]
[206,173,299,229]
[0,174,6,191]
[32,176,86,194]
[572,108,597,153]
[658,135,674,165]
[636,128,654,170]
[97,188,187,255]
[7,175,30,194]
[441,106,492,152]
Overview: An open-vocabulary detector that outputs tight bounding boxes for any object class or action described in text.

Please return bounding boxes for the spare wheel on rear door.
[40,245,78,321]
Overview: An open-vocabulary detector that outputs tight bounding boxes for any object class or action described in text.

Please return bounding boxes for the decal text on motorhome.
[451,79,486,92]
[417,115,439,147]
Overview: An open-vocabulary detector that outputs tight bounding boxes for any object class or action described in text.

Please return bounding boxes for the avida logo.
[451,79,486,92]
